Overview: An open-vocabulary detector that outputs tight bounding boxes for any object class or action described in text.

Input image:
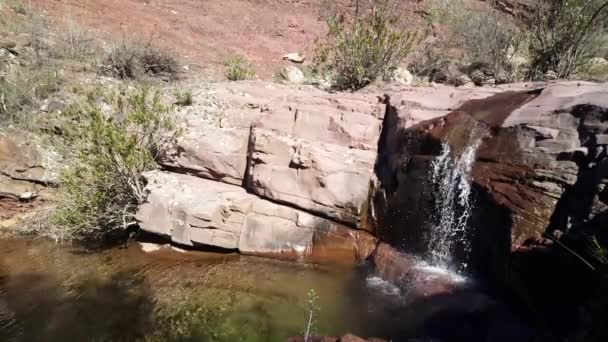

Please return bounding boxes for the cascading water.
[427,129,484,271]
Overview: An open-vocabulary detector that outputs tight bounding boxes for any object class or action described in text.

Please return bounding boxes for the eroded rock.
[370,81,608,281]
[247,128,376,227]
[137,171,376,262]
[0,129,61,184]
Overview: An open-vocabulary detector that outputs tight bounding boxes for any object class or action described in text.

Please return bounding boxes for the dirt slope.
[31,0,328,79]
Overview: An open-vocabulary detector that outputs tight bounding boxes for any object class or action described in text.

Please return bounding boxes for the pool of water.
[0,237,408,341]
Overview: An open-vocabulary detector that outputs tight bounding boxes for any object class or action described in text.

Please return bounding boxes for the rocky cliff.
[134,81,522,262]
[370,81,607,281]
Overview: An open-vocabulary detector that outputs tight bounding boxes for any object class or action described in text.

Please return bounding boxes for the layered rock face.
[139,81,388,261]
[370,81,608,279]
[0,129,59,225]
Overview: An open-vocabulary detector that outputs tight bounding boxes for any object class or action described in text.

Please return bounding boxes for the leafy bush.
[523,0,608,80]
[52,87,180,241]
[225,55,256,81]
[101,39,180,80]
[174,90,193,107]
[423,0,524,83]
[0,67,60,122]
[314,0,417,89]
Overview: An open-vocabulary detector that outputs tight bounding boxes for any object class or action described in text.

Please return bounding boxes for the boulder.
[0,129,61,184]
[137,171,376,262]
[281,65,306,84]
[282,52,305,63]
[246,128,377,227]
[392,67,414,85]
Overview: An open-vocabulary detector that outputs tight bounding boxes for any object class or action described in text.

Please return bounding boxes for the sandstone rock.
[0,129,61,184]
[281,65,306,84]
[282,52,305,63]
[247,128,377,227]
[370,81,608,282]
[137,171,376,262]
[182,81,385,147]
[392,67,414,85]
[162,126,249,185]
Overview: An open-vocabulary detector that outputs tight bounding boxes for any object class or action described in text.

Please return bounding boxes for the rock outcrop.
[137,170,376,262]
[370,81,608,280]
[247,127,377,226]
[0,129,59,226]
[139,82,386,261]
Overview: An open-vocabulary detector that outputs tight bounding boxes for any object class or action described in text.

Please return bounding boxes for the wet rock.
[137,171,377,262]
[369,81,608,282]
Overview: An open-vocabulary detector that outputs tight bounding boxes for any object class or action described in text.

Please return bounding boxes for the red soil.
[31,0,329,79]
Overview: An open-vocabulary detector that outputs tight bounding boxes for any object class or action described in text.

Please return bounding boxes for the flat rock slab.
[247,128,377,227]
[162,126,250,186]
[137,171,376,262]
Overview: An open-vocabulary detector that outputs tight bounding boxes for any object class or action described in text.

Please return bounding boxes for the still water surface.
[0,237,407,341]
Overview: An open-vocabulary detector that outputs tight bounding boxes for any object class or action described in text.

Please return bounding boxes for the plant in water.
[303,289,320,342]
[52,87,180,241]
[225,55,256,81]
[313,0,417,89]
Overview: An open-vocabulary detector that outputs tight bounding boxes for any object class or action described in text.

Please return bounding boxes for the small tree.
[314,0,417,90]
[524,0,608,80]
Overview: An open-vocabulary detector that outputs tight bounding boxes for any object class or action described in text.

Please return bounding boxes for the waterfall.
[427,132,484,271]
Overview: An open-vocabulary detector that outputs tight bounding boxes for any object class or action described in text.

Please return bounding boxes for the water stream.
[427,128,485,272]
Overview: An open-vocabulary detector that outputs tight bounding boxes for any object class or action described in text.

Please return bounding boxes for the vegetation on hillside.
[225,55,256,81]
[313,0,417,89]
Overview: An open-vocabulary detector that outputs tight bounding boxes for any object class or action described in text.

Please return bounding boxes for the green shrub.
[52,87,180,240]
[0,67,60,122]
[225,55,256,81]
[523,0,608,80]
[423,0,524,82]
[174,90,193,107]
[101,39,180,80]
[313,0,417,90]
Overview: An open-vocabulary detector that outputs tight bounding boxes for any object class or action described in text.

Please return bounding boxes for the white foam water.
[365,276,402,296]
[413,261,468,284]
[428,129,484,271]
